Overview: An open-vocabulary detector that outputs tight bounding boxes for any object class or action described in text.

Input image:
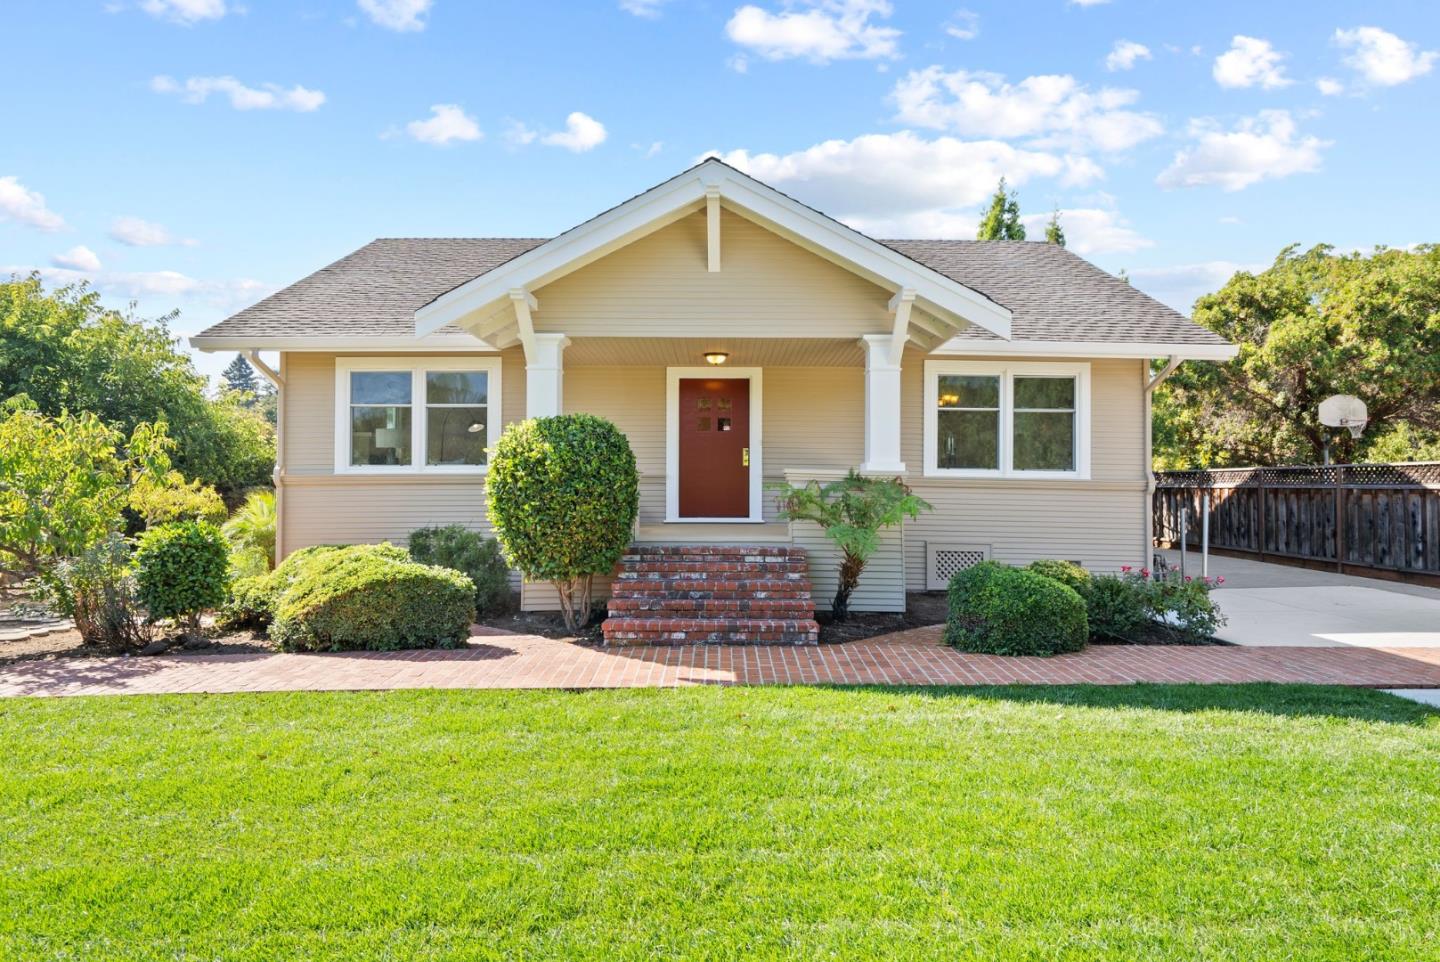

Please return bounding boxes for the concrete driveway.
[1159,550,1440,648]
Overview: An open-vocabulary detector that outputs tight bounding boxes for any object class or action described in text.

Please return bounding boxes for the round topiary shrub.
[134,521,231,639]
[1026,559,1092,598]
[269,545,476,652]
[943,561,1088,656]
[486,414,639,631]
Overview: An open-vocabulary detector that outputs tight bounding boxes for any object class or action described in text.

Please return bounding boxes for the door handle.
[742,447,750,467]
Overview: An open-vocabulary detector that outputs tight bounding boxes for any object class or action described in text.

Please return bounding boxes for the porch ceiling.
[563,337,866,367]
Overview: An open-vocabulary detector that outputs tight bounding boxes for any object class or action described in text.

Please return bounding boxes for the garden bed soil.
[0,626,275,664]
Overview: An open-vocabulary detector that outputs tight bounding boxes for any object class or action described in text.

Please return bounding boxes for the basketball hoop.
[1318,395,1368,460]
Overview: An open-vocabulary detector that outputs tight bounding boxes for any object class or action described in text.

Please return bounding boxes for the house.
[191,158,1236,629]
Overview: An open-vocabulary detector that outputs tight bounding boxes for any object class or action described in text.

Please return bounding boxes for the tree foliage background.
[0,276,274,498]
[1154,244,1440,468]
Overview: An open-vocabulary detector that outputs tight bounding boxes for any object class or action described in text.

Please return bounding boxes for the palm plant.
[221,489,277,570]
[774,471,930,621]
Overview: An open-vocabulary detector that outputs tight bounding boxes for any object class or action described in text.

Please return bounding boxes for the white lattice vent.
[926,542,992,590]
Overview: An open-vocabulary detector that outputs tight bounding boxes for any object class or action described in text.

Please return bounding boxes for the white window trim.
[665,367,764,523]
[923,359,1091,480]
[334,356,502,475]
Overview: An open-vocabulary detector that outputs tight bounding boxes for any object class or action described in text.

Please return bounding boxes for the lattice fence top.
[1156,462,1440,489]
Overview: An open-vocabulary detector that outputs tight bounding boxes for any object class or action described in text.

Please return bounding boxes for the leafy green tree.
[0,400,170,578]
[0,277,274,496]
[1154,244,1440,467]
[1044,207,1066,246]
[222,354,258,395]
[976,178,1026,241]
[774,472,930,621]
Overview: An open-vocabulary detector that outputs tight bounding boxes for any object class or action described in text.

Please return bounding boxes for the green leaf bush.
[1026,559,1092,598]
[408,525,511,616]
[45,534,153,650]
[269,545,475,652]
[1024,561,1227,645]
[943,561,1087,656]
[134,521,230,637]
[1083,575,1151,642]
[486,414,639,631]
[218,543,410,630]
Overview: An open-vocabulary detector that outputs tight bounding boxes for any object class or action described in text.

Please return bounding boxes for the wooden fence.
[1153,463,1440,587]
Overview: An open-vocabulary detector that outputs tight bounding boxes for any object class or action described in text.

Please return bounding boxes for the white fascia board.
[189,334,498,353]
[413,158,1013,340]
[931,339,1238,361]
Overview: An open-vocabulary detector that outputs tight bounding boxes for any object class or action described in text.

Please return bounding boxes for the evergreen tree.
[1044,207,1066,247]
[222,353,258,395]
[976,178,1026,241]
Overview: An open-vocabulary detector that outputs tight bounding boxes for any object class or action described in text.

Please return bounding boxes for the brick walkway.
[3,627,1440,698]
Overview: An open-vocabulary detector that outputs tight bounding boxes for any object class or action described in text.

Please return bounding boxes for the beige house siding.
[274,343,1148,610]
[532,209,894,339]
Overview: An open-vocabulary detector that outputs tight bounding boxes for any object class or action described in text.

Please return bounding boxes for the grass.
[1,684,1438,961]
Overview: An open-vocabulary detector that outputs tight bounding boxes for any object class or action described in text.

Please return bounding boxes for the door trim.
[666,367,764,523]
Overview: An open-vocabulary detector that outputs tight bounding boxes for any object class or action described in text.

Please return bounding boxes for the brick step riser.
[623,547,804,559]
[612,579,810,594]
[618,563,810,577]
[602,631,820,646]
[601,617,821,647]
[608,599,815,616]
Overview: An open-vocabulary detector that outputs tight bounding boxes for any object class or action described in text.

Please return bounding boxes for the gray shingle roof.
[197,235,1226,347]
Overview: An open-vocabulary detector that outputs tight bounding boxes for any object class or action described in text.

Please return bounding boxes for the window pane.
[426,371,488,405]
[1014,411,1075,471]
[937,409,999,469]
[426,407,488,465]
[1014,376,1074,410]
[351,371,411,405]
[936,374,999,409]
[350,406,412,466]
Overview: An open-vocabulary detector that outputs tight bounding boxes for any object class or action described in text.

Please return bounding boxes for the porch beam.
[887,288,917,365]
[509,288,539,357]
[525,332,569,418]
[706,186,721,273]
[859,334,907,475]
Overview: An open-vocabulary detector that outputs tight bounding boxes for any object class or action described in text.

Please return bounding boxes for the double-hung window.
[335,357,501,473]
[924,360,1090,478]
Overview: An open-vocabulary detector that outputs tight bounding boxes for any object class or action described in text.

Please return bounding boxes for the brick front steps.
[601,545,820,646]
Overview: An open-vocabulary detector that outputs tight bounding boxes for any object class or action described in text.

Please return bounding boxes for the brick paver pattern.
[3,626,1440,698]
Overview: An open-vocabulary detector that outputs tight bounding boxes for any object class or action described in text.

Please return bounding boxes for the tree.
[222,354,259,396]
[0,401,170,579]
[0,276,274,497]
[1154,244,1440,467]
[486,415,639,631]
[774,472,930,621]
[1044,207,1066,246]
[976,178,1026,241]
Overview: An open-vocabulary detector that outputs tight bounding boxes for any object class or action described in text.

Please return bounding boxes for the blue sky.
[3,0,1437,384]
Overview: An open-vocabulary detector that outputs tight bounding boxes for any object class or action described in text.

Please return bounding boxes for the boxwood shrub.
[408,524,511,616]
[943,560,1087,656]
[269,546,475,652]
[133,521,230,637]
[1026,559,1093,598]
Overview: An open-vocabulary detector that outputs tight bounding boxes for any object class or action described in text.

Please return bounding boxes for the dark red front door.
[679,378,750,518]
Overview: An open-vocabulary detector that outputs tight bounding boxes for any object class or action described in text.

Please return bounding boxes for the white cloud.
[109,215,196,247]
[405,104,482,145]
[1213,35,1291,89]
[151,75,325,111]
[620,0,669,16]
[52,246,102,272]
[725,0,900,64]
[891,67,1163,152]
[357,0,430,32]
[0,175,66,231]
[1128,261,1259,313]
[1020,208,1152,255]
[711,130,1097,224]
[541,112,608,152]
[7,265,270,309]
[138,0,228,24]
[1068,0,1110,6]
[1335,26,1437,86]
[634,140,664,158]
[1105,40,1151,72]
[504,120,538,146]
[1315,77,1345,96]
[1157,110,1328,191]
[944,9,979,41]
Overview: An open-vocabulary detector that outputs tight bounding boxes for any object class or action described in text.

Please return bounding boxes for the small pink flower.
[1184,576,1193,582]
[1121,565,1132,573]
[1140,568,1151,578]
[1216,576,1225,584]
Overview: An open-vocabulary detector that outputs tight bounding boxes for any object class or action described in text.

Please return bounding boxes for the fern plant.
[774,471,930,621]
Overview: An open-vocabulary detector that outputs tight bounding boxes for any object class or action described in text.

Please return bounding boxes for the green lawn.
[2,685,1437,961]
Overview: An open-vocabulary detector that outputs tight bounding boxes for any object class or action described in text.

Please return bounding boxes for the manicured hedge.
[1026,559,1092,598]
[943,561,1087,656]
[269,546,475,652]
[134,521,230,635]
[220,543,418,631]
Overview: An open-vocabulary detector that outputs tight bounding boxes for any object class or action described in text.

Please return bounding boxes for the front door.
[678,377,751,518]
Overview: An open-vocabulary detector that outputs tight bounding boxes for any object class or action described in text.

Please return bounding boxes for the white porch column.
[525,333,570,418]
[859,333,906,474]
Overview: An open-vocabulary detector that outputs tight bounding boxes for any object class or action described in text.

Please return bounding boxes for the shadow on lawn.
[861,682,1440,726]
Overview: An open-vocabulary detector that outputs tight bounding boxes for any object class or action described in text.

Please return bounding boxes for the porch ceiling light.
[704,351,729,365]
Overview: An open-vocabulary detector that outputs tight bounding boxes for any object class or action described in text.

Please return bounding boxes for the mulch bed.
[0,626,274,665]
